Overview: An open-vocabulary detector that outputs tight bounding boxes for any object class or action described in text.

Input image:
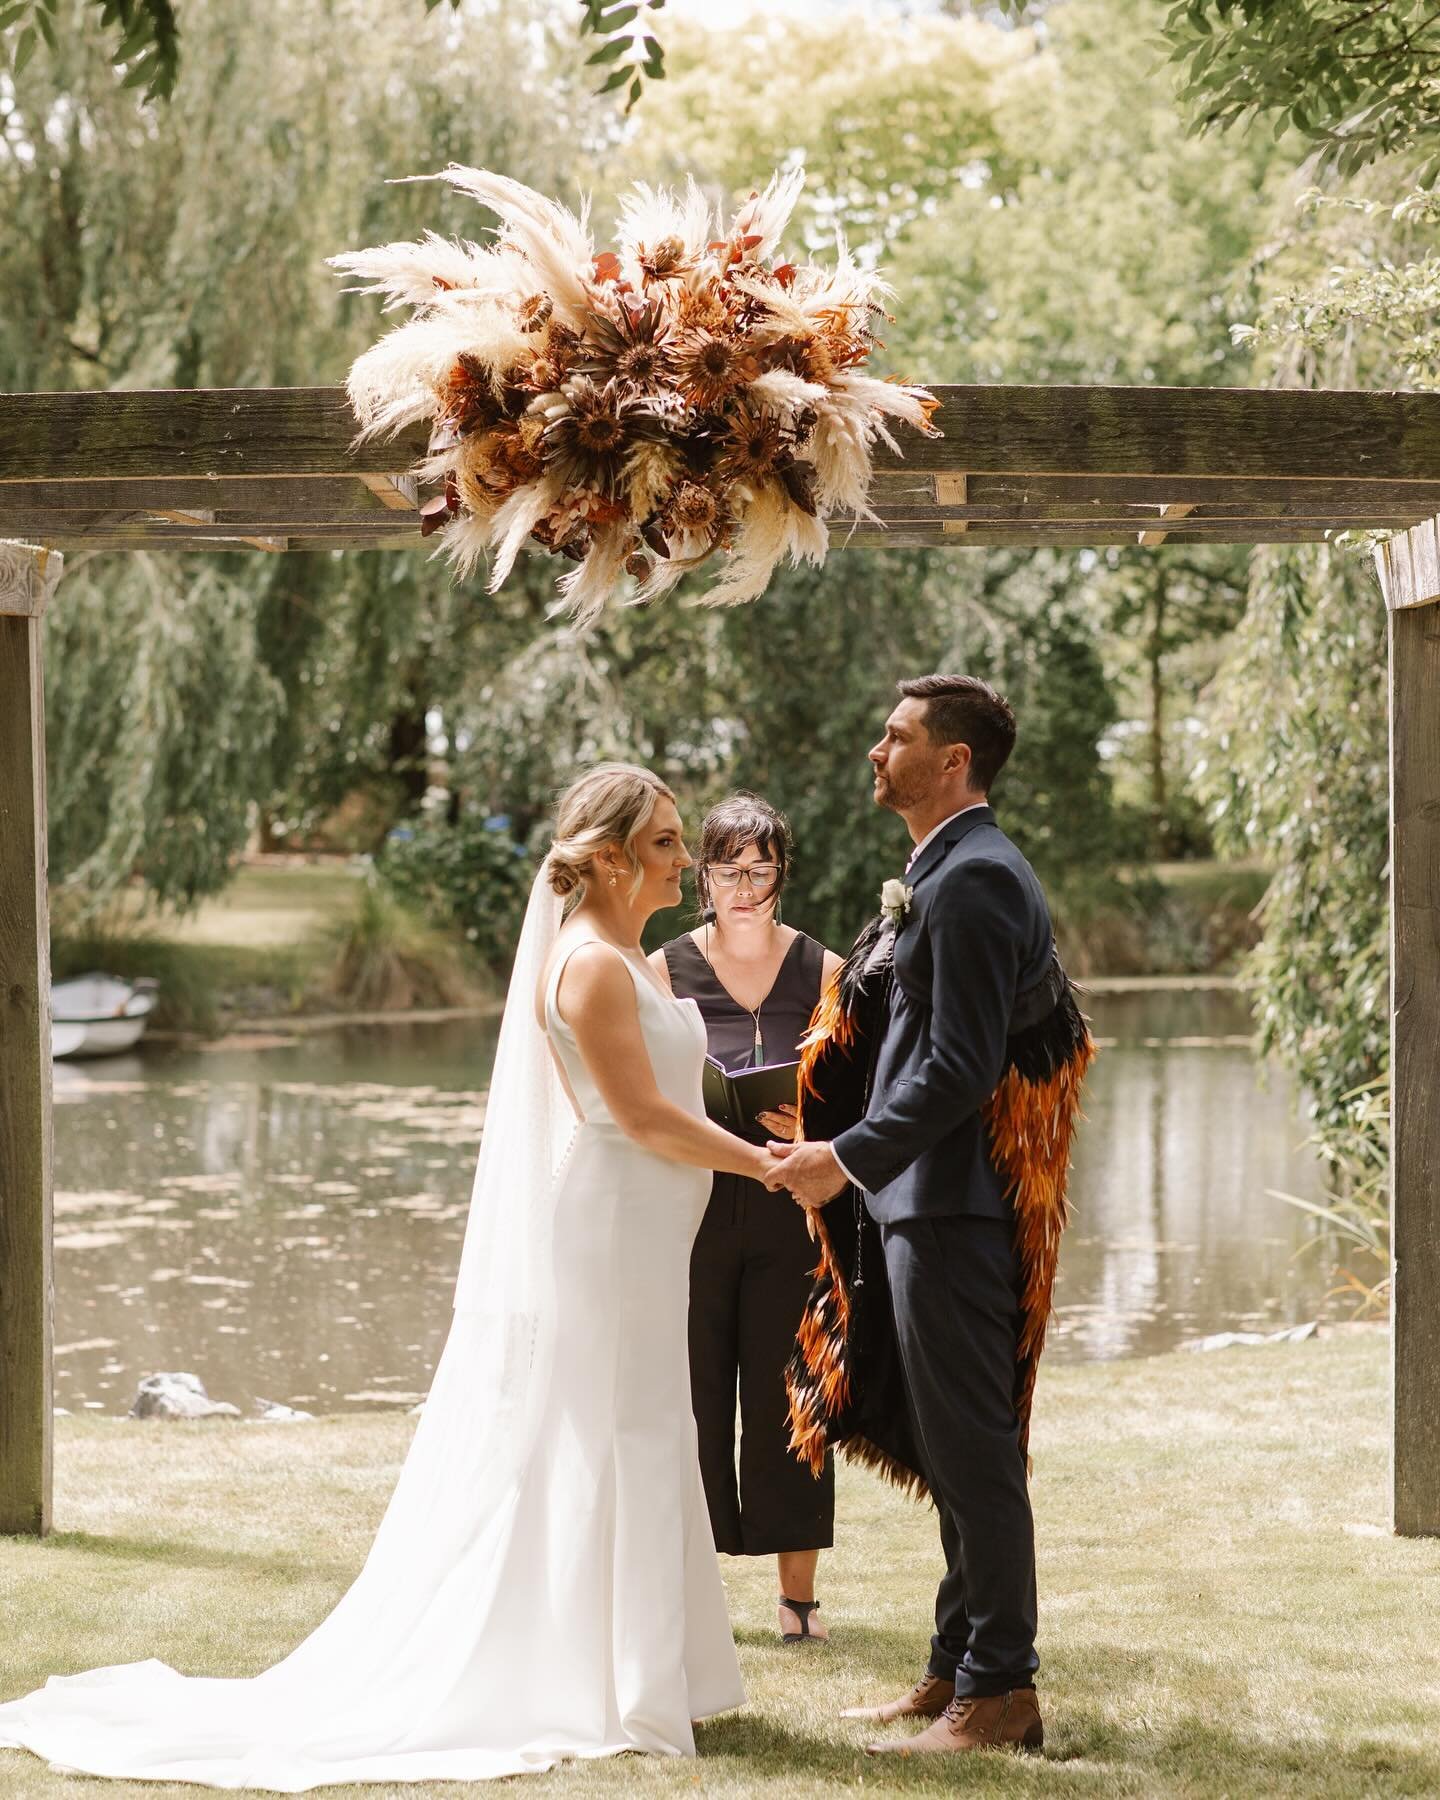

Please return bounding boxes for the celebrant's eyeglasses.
[706,864,781,891]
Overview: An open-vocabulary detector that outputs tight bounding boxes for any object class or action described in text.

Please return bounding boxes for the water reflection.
[51,991,1337,1415]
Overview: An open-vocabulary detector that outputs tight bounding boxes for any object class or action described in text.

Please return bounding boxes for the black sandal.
[779,1595,824,1644]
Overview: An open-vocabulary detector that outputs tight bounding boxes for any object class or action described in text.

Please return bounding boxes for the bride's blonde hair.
[547,763,676,900]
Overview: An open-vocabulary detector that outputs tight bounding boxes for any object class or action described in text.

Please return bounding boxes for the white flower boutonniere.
[880,877,913,928]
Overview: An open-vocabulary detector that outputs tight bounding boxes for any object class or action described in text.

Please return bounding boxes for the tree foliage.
[1161,0,1440,179]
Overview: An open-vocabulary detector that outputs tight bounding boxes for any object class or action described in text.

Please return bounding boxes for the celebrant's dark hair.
[897,673,1016,792]
[695,792,792,915]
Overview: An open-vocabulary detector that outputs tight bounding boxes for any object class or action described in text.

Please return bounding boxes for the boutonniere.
[880,877,913,927]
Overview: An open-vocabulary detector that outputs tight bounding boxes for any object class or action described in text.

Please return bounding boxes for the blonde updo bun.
[547,762,676,900]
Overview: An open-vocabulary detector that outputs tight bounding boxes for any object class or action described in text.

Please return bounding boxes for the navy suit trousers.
[879,1213,1039,1695]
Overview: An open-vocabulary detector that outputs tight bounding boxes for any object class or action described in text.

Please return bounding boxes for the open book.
[702,1055,801,1137]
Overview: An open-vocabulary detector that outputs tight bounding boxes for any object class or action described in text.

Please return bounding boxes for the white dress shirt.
[829,800,988,1188]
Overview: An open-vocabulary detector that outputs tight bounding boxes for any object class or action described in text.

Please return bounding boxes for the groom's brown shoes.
[838,1671,954,1723]
[864,1686,1043,1756]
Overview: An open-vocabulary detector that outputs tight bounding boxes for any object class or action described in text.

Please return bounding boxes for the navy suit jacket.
[832,806,1054,1223]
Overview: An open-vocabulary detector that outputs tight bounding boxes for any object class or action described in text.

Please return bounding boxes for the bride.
[0,763,779,1790]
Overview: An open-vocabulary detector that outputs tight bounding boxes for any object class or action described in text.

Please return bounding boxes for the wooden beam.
[358,473,420,511]
[933,472,967,531]
[0,477,405,519]
[0,389,428,484]
[872,472,1440,509]
[5,384,1440,488]
[861,503,1428,525]
[0,541,60,1538]
[1376,517,1440,611]
[1389,594,1440,1535]
[832,525,1342,548]
[1138,502,1197,547]
[877,384,1440,481]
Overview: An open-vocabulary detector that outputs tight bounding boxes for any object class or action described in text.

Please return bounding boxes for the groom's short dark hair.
[897,675,1016,792]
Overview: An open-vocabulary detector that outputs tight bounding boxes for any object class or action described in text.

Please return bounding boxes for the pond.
[50,987,1342,1417]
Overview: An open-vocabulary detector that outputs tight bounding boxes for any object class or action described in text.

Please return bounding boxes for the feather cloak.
[784,917,1096,1501]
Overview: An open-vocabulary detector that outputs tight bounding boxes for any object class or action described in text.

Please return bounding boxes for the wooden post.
[1379,519,1440,1536]
[0,540,61,1537]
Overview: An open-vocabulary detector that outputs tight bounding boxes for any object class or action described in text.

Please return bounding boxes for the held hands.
[761,1137,847,1209]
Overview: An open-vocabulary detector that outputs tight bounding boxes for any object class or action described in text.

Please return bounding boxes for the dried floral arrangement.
[330,167,940,621]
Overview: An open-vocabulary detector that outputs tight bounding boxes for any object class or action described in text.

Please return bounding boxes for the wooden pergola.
[2,382,1439,1540]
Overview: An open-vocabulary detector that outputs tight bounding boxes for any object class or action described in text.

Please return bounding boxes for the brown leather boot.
[839,1671,955,1723]
[865,1686,1043,1756]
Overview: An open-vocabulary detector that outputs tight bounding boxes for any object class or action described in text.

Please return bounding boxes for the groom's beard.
[873,765,933,814]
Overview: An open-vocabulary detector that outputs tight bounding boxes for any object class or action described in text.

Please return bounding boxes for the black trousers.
[688,1171,836,1557]
[880,1213,1039,1697]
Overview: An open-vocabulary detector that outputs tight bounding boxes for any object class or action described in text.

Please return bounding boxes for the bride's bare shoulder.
[536,932,635,1029]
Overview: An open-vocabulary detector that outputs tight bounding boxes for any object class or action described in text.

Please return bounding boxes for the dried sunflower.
[712,403,790,487]
[576,301,673,400]
[669,327,759,410]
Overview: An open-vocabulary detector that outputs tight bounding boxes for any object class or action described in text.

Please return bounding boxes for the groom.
[766,673,1053,1757]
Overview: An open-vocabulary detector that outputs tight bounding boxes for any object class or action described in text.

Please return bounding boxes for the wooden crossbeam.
[358,472,419,511]
[870,471,1440,509]
[0,477,409,518]
[5,384,1440,488]
[1138,502,1198,547]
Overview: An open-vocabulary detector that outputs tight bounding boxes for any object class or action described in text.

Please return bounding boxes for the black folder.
[702,1055,801,1137]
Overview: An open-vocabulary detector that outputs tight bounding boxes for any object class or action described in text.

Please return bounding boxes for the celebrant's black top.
[661,926,833,1558]
[662,930,824,1144]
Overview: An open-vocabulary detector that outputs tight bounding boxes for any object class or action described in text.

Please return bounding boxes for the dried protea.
[479,419,545,490]
[439,352,504,436]
[523,320,583,393]
[635,235,693,284]
[672,283,732,335]
[515,292,554,332]
[665,479,721,539]
[577,301,673,400]
[669,326,759,411]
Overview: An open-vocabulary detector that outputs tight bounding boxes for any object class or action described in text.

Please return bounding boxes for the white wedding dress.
[0,876,745,1790]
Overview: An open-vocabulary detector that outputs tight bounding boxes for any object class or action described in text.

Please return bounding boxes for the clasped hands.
[752,1104,847,1210]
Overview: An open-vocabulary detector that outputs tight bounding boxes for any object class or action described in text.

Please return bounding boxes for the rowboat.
[51,974,159,1059]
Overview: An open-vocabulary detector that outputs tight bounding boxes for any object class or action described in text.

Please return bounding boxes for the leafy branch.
[1160,0,1440,178]
[577,0,665,113]
[2,0,179,100]
[3,1,667,111]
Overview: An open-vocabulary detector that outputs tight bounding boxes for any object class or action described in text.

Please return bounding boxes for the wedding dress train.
[0,881,744,1789]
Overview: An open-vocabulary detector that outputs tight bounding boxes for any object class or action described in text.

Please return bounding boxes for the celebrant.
[651,794,842,1645]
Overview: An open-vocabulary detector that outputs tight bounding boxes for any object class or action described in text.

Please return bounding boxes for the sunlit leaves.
[1161,0,1440,178]
[578,0,665,112]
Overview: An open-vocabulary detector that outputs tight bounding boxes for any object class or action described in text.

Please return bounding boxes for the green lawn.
[155,861,363,950]
[2,1332,1436,1797]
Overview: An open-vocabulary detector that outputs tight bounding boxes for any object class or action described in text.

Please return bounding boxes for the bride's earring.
[608,869,618,887]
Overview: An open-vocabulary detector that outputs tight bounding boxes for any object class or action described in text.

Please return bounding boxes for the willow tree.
[0,0,608,908]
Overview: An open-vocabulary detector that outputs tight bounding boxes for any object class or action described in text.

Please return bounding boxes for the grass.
[3,1333,1437,1797]
[51,860,492,1031]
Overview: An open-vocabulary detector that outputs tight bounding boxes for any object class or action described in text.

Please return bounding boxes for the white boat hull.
[51,974,159,1060]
